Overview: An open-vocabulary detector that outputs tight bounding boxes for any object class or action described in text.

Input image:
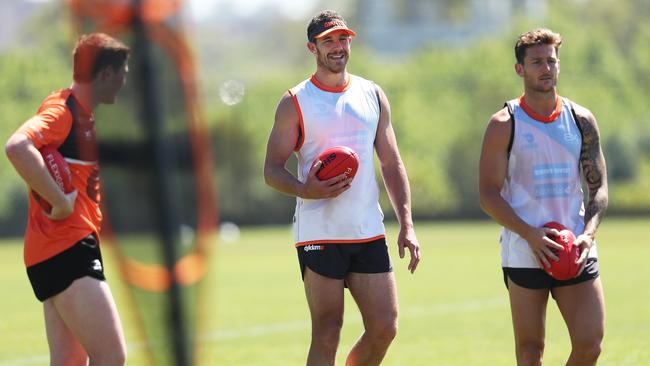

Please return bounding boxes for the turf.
[0,218,648,365]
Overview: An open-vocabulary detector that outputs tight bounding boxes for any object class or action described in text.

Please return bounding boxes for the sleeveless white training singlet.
[289,74,385,246]
[500,97,597,268]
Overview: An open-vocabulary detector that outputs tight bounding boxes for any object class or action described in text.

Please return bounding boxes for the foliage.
[1,0,650,233]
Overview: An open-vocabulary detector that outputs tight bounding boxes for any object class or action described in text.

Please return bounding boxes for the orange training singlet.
[17,89,102,267]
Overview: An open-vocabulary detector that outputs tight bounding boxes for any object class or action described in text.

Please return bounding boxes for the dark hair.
[73,33,130,82]
[514,28,562,64]
[307,10,347,43]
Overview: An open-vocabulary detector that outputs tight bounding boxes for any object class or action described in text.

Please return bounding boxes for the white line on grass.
[0,355,49,366]
[0,297,506,365]
[198,296,507,343]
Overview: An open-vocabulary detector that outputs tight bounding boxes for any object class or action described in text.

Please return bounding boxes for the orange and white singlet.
[500,96,597,268]
[289,74,385,247]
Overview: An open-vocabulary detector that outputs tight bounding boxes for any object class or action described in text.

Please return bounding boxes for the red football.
[314,146,359,181]
[541,221,580,280]
[32,146,74,213]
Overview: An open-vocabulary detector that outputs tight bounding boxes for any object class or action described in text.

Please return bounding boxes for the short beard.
[316,48,347,74]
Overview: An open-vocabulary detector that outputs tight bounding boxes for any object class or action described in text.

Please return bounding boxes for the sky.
[187,0,316,21]
[24,0,317,21]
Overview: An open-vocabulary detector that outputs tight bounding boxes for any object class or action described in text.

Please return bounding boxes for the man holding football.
[5,33,129,365]
[479,28,608,365]
[264,10,420,366]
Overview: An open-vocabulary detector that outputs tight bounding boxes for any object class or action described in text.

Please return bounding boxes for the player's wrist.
[399,220,414,231]
[47,191,68,208]
[519,224,540,243]
[295,181,308,198]
[581,231,596,241]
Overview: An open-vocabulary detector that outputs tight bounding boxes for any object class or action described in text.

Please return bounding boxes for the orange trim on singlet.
[295,234,386,247]
[519,95,563,123]
[288,88,305,151]
[310,74,351,93]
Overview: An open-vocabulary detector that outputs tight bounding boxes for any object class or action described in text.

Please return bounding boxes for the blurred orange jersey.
[17,89,102,267]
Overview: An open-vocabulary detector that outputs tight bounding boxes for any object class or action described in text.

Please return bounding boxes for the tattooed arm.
[572,102,609,265]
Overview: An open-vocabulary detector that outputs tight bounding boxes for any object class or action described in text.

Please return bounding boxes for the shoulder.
[40,89,72,108]
[348,73,367,82]
[488,106,512,126]
[350,74,379,92]
[566,99,601,144]
[275,90,299,123]
[290,78,312,94]
[366,80,387,103]
[370,82,391,119]
[37,89,73,118]
[567,99,596,122]
[482,107,512,146]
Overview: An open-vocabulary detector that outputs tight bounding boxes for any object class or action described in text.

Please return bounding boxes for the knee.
[367,316,398,347]
[311,315,343,348]
[517,340,544,365]
[572,338,602,363]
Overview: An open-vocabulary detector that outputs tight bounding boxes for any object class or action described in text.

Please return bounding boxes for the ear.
[307,42,317,55]
[514,63,524,77]
[98,66,115,81]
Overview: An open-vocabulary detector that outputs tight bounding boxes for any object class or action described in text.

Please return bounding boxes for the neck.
[313,69,349,89]
[70,82,98,111]
[522,89,558,116]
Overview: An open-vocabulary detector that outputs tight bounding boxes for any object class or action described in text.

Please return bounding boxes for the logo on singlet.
[522,133,538,150]
[304,244,324,252]
[91,259,103,271]
[564,132,579,142]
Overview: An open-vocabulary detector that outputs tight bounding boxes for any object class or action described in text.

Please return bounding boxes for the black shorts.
[27,234,106,302]
[297,238,393,280]
[503,258,600,290]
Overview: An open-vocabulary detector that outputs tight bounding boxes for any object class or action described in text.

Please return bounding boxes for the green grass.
[1,218,649,365]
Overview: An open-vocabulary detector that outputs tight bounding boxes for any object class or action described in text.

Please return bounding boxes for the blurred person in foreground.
[264,10,420,366]
[5,33,129,365]
[479,28,608,366]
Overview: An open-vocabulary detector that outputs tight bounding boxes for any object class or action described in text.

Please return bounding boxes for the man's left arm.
[374,85,420,273]
[574,103,609,265]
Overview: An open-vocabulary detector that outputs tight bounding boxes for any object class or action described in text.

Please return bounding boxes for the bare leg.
[44,299,88,366]
[507,277,550,366]
[304,268,345,366]
[51,277,126,366]
[553,277,605,366]
[345,272,398,366]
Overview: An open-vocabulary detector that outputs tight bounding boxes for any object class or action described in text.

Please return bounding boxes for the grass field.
[0,218,649,365]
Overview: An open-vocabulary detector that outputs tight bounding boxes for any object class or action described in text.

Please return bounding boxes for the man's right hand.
[46,190,78,220]
[522,226,565,268]
[299,160,352,199]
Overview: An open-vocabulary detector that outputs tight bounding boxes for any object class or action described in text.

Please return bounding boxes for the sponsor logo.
[324,20,346,29]
[91,259,103,271]
[45,153,65,190]
[534,182,572,198]
[304,244,324,252]
[522,133,538,149]
[524,133,534,143]
[533,163,571,180]
[321,153,337,168]
[80,238,97,248]
[564,132,579,142]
